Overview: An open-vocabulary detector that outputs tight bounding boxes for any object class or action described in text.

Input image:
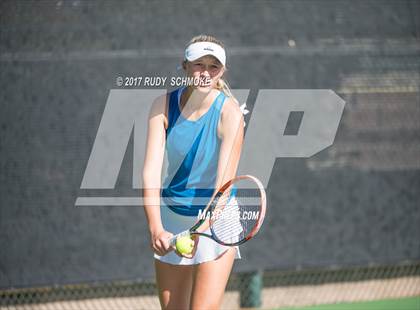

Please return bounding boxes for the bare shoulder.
[148,93,169,128]
[149,93,167,116]
[221,97,244,124]
[218,96,244,139]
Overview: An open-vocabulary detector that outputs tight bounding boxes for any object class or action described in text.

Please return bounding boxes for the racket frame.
[168,175,266,247]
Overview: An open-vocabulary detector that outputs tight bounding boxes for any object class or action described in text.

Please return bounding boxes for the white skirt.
[154,202,241,265]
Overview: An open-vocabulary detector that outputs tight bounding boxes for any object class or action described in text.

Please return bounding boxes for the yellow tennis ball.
[175,235,194,255]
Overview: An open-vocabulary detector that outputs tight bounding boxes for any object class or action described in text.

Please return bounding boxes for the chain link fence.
[1,262,419,309]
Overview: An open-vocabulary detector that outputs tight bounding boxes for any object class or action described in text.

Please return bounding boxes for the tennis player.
[142,34,244,309]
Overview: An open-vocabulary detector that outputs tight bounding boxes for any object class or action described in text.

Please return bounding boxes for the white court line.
[74,196,260,206]
[2,39,420,62]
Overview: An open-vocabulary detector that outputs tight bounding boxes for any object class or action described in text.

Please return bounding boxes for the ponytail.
[216,78,240,106]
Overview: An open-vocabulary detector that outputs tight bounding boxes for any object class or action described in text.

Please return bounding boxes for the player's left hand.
[173,235,199,259]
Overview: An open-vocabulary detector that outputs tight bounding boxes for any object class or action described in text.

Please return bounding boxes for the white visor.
[184,42,226,66]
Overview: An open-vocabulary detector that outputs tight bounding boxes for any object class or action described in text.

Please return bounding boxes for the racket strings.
[211,189,234,210]
[210,188,262,244]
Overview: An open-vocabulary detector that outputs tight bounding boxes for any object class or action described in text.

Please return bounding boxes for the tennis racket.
[168,175,266,248]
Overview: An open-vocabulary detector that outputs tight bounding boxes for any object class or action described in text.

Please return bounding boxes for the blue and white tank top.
[161,86,226,216]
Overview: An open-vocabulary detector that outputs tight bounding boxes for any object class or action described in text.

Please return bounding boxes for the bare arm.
[142,94,172,255]
[215,98,245,190]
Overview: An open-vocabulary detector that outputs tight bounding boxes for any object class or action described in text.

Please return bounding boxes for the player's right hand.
[150,229,173,256]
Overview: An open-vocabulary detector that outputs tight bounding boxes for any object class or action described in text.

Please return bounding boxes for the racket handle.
[169,230,191,247]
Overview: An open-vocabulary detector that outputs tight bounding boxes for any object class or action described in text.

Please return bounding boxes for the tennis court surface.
[277,296,420,310]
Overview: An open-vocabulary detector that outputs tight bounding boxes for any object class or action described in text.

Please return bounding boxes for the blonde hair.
[185,34,239,104]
